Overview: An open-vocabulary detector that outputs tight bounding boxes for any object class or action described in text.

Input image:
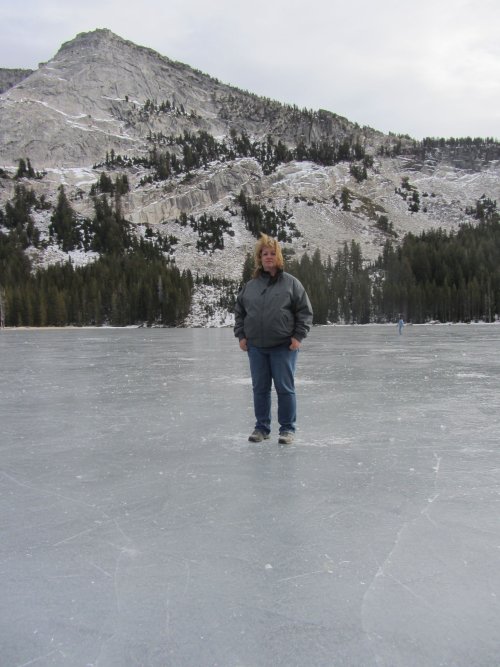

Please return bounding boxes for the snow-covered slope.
[1,29,499,326]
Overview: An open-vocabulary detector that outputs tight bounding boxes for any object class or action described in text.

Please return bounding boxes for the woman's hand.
[239,338,248,352]
[289,337,301,350]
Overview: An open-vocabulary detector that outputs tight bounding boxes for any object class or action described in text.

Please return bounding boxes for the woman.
[234,234,313,444]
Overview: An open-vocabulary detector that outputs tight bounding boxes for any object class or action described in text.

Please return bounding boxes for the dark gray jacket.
[234,270,313,348]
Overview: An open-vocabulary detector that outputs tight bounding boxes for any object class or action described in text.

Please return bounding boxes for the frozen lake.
[1,325,499,667]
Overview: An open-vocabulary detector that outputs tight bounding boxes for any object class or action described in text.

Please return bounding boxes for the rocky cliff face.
[0,29,378,169]
[1,29,499,289]
[0,68,33,94]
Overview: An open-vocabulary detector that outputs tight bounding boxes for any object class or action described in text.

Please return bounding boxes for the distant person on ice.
[234,233,313,445]
[398,317,405,335]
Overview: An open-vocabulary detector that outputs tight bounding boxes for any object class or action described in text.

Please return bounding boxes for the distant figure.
[234,233,313,445]
[398,317,404,335]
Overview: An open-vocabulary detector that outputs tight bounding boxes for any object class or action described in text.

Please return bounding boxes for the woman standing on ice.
[234,234,313,444]
[398,317,405,335]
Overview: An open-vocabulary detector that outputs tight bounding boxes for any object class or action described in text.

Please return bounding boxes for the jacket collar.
[260,268,283,284]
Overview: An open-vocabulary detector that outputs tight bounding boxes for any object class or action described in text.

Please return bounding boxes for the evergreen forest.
[1,155,499,327]
[98,127,372,182]
[242,196,500,325]
[0,184,193,326]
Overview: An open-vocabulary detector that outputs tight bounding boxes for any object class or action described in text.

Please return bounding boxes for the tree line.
[97,128,372,183]
[5,253,193,327]
[0,185,193,327]
[372,212,500,323]
[283,202,500,324]
[380,135,500,161]
[1,174,499,326]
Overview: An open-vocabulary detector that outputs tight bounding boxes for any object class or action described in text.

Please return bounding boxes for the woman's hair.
[252,233,284,278]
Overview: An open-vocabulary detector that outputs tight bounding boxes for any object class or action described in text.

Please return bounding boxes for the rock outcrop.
[0,29,381,169]
[0,68,33,94]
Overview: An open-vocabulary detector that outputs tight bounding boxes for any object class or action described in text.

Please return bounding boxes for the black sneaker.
[248,430,270,442]
[278,431,294,445]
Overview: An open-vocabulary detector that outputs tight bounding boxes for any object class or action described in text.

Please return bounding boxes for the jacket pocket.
[278,309,294,336]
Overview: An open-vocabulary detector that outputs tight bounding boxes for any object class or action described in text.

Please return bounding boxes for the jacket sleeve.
[234,286,247,340]
[292,279,313,341]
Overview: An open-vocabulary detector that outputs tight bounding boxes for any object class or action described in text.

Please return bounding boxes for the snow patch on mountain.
[184,284,236,328]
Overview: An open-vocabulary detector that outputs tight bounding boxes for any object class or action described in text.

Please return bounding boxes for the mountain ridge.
[0,29,384,169]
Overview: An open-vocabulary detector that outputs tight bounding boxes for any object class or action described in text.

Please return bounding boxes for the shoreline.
[2,321,499,332]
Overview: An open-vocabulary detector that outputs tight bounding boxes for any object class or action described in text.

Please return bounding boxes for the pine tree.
[50,186,81,251]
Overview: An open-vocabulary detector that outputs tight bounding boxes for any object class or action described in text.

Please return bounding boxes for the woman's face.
[261,246,278,274]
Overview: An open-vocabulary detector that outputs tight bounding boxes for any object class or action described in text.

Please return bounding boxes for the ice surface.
[1,325,499,666]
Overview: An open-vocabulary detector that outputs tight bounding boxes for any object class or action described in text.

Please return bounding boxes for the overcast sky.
[1,0,499,139]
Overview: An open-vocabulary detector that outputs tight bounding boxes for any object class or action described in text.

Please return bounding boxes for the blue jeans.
[247,343,298,434]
